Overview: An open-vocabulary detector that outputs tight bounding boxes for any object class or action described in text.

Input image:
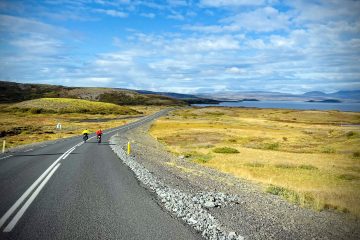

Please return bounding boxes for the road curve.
[0,109,201,240]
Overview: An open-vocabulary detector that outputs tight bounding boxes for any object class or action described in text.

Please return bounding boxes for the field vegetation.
[150,107,360,216]
[4,98,140,115]
[0,98,163,149]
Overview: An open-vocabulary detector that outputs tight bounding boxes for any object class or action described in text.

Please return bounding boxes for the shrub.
[266,185,300,204]
[213,147,239,154]
[29,108,44,114]
[184,151,213,163]
[275,164,296,169]
[244,162,265,168]
[353,151,360,158]
[194,154,213,163]
[346,131,355,138]
[264,142,280,150]
[322,147,336,153]
[298,164,318,170]
[337,174,359,181]
[282,137,288,141]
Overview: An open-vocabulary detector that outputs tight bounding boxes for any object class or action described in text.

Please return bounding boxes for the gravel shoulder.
[112,122,360,240]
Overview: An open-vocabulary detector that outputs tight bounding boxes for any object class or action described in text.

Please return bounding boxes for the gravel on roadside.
[111,123,360,240]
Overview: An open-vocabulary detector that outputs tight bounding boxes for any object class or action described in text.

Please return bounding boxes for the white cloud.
[221,6,290,32]
[10,35,63,55]
[226,67,244,74]
[140,12,156,18]
[0,14,69,36]
[200,0,265,7]
[95,9,128,18]
[167,11,185,20]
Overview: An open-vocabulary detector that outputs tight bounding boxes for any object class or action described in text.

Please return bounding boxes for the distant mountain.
[197,90,360,102]
[328,90,360,100]
[135,90,220,104]
[0,81,186,106]
[301,90,360,100]
[302,91,328,97]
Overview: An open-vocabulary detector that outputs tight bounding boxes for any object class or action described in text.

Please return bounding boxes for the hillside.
[5,98,141,115]
[0,81,186,106]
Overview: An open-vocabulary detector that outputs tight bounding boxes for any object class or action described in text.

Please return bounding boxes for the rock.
[228,232,237,239]
[204,201,216,208]
[188,218,198,225]
[110,137,242,240]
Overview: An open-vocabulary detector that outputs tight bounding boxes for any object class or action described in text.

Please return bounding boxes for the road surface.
[0,110,201,240]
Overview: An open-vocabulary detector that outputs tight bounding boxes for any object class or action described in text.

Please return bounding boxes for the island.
[242,98,260,101]
[306,99,342,103]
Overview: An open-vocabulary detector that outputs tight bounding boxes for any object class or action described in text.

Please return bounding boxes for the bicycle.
[83,133,89,143]
[97,134,102,144]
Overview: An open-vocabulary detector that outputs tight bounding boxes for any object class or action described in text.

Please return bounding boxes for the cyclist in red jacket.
[96,129,103,143]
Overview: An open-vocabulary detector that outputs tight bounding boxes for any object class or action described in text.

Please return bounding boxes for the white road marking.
[0,155,13,160]
[3,163,61,232]
[62,147,75,159]
[23,149,33,152]
[0,148,71,229]
[0,111,166,231]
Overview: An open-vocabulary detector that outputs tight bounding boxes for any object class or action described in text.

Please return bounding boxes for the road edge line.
[3,163,61,232]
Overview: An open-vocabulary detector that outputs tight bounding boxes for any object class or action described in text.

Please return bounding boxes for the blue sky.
[0,0,359,94]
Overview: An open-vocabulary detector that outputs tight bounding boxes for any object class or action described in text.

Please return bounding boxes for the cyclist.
[96,129,103,143]
[82,129,91,142]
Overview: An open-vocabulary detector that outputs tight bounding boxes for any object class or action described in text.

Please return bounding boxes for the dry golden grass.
[0,105,162,149]
[150,107,360,216]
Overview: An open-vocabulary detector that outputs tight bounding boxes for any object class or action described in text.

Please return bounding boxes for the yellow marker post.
[127,141,131,155]
[2,140,5,153]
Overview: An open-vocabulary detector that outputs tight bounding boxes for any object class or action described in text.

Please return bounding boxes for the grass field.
[150,107,360,216]
[5,98,140,115]
[0,99,164,149]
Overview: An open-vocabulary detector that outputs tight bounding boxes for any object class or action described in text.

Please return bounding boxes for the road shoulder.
[112,122,360,240]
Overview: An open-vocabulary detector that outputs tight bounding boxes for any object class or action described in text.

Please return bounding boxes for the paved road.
[0,110,201,240]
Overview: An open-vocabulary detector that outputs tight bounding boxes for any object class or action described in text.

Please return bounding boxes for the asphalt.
[0,109,202,240]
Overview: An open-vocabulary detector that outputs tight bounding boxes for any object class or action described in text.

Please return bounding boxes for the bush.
[29,108,44,114]
[353,151,360,158]
[337,174,359,181]
[346,131,355,138]
[194,154,213,163]
[244,162,265,168]
[298,164,318,170]
[322,147,336,153]
[266,185,300,204]
[275,164,296,169]
[183,151,213,163]
[264,142,280,150]
[213,147,239,154]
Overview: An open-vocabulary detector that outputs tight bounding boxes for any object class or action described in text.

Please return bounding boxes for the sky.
[0,0,359,94]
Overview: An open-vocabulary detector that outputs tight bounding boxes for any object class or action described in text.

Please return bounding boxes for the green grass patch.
[298,164,318,170]
[266,185,320,210]
[213,147,239,154]
[184,151,213,163]
[337,174,360,181]
[274,163,296,169]
[353,151,360,158]
[263,142,280,150]
[266,185,300,204]
[244,162,265,168]
[321,146,336,154]
[5,98,140,115]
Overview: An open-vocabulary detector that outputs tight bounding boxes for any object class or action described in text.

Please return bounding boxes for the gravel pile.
[110,138,244,240]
